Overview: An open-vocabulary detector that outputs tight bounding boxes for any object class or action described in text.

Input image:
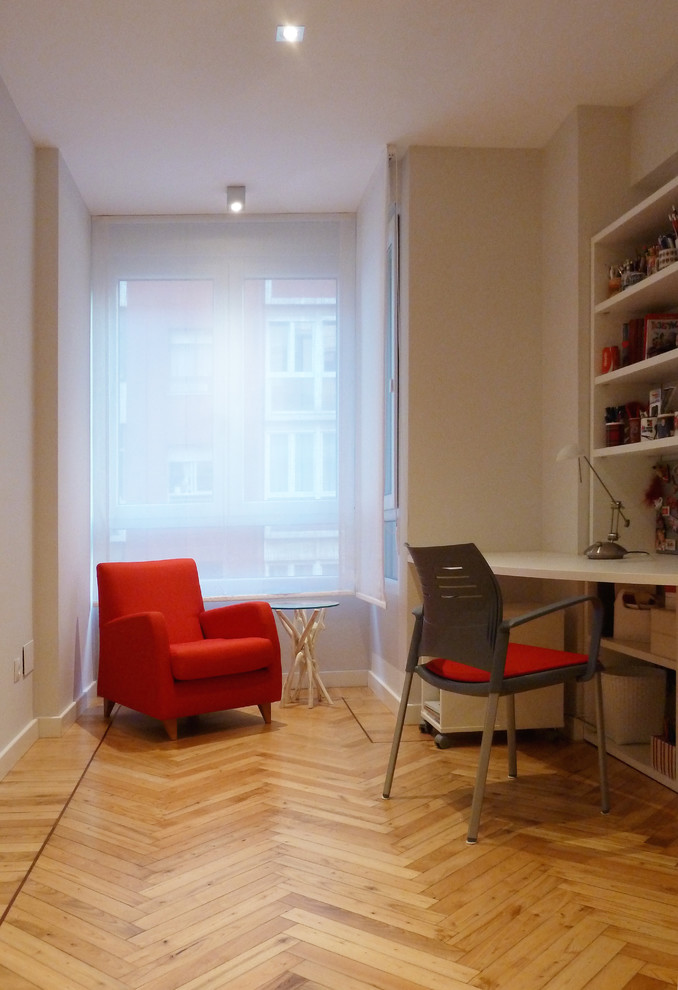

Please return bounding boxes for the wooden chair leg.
[103,699,115,718]
[163,719,178,741]
[467,692,500,844]
[383,668,415,798]
[258,702,272,724]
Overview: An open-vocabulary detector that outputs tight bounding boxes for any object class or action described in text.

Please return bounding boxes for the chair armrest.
[500,594,603,676]
[98,611,177,712]
[200,601,280,645]
[101,611,170,660]
[501,594,600,632]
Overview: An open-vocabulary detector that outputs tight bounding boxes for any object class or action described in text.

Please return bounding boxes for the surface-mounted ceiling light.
[226,185,246,213]
[276,24,305,42]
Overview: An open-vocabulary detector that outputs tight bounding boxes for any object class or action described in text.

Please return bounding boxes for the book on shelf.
[621,319,645,366]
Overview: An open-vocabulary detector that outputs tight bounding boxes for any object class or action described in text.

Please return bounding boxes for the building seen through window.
[111,276,339,590]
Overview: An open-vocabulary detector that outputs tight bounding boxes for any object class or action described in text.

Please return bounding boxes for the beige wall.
[630,63,678,191]
[371,146,544,705]
[404,146,543,550]
[542,106,635,553]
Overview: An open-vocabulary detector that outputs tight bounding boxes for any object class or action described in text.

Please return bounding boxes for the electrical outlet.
[13,657,22,683]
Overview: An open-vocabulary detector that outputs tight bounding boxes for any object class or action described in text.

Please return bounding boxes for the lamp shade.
[556,443,584,462]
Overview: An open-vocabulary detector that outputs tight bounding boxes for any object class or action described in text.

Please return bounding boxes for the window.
[266,430,336,498]
[169,328,213,395]
[168,450,214,501]
[92,217,355,596]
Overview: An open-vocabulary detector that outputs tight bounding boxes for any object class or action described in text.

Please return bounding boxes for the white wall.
[33,148,93,732]
[355,153,387,607]
[0,76,37,771]
[1,134,92,775]
[355,152,411,705]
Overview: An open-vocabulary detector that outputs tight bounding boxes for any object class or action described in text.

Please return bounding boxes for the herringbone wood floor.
[1,688,677,990]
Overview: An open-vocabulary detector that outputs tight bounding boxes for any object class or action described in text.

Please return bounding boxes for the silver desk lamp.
[557,444,630,559]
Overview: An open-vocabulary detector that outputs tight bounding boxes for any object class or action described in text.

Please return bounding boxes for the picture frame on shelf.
[644,313,678,359]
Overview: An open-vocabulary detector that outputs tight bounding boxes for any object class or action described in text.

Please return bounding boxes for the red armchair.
[96,558,282,739]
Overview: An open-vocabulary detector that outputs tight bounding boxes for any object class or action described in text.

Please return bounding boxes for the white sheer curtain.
[355,155,389,606]
[91,215,356,597]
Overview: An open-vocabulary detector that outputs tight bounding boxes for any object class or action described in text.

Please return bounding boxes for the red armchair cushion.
[170,637,277,680]
[425,642,587,683]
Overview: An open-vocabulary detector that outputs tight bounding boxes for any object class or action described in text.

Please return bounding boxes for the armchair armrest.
[200,601,279,646]
[98,611,177,715]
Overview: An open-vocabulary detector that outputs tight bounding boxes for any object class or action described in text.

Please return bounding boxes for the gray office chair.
[383,543,609,843]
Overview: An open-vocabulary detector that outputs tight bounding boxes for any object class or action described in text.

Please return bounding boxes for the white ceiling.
[2,0,678,216]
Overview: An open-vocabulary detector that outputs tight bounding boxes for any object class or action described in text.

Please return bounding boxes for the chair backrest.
[407,543,503,673]
[96,558,205,644]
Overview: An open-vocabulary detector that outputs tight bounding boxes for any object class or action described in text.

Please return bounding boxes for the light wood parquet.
[0,687,677,990]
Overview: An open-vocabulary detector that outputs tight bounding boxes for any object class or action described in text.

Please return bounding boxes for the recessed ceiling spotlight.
[226,185,246,213]
[276,24,305,43]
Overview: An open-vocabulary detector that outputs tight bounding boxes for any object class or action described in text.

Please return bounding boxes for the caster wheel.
[419,721,432,734]
[434,733,453,749]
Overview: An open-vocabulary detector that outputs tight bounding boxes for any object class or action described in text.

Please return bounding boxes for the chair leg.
[467,692,501,844]
[592,671,610,814]
[506,694,517,779]
[163,719,178,741]
[383,669,415,798]
[258,702,272,724]
[103,698,115,719]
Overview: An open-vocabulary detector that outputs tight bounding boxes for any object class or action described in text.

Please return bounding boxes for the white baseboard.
[319,669,369,687]
[281,668,369,687]
[368,669,419,723]
[37,680,99,738]
[0,719,40,782]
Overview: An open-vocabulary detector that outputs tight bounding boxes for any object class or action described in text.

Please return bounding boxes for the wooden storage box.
[650,607,677,659]
[613,588,654,644]
[601,665,666,745]
[651,735,677,779]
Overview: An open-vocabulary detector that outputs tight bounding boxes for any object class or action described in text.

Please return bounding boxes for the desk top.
[485,550,678,585]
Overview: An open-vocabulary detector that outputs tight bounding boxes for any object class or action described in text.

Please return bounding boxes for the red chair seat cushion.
[170,638,275,680]
[424,642,587,683]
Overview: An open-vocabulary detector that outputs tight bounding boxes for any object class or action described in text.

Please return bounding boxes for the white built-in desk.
[485,550,678,791]
[485,550,678,585]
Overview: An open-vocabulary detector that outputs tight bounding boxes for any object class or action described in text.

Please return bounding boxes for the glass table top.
[269,600,339,611]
